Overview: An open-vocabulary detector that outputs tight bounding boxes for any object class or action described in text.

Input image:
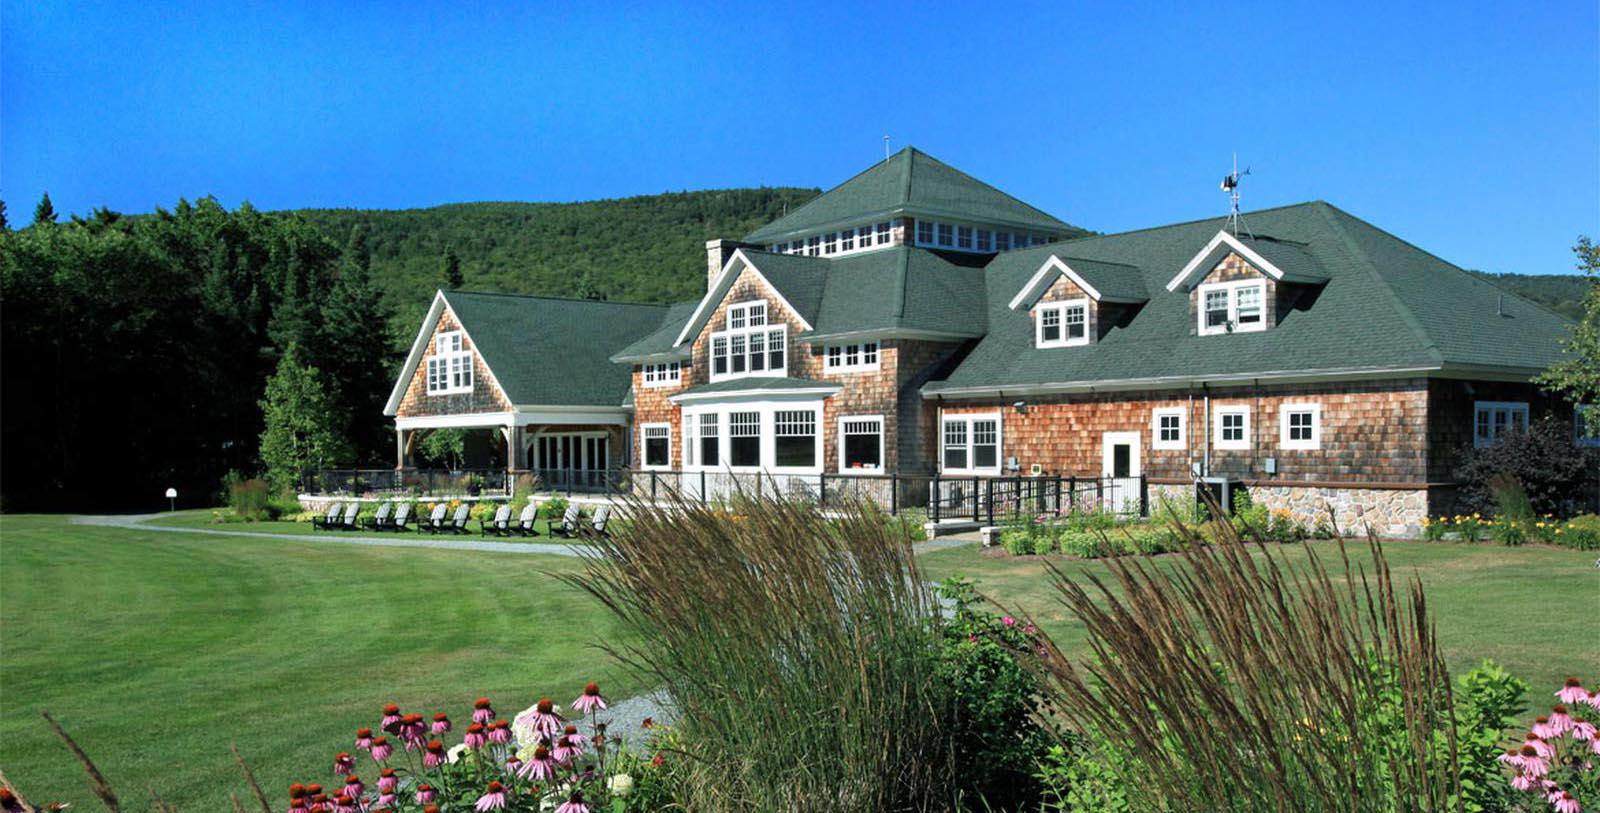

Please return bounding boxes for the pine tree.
[442,245,463,289]
[33,192,56,226]
[0,198,9,231]
[259,343,350,493]
[321,225,396,463]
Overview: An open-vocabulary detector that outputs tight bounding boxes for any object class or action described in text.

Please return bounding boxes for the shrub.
[568,494,955,811]
[469,501,503,523]
[1560,514,1600,549]
[1421,516,1449,541]
[1488,472,1536,523]
[539,495,570,519]
[227,476,275,522]
[1000,528,1032,555]
[1455,416,1597,517]
[1032,515,1463,811]
[1031,533,1059,555]
[1037,734,1132,813]
[1490,518,1528,546]
[1059,529,1110,559]
[1453,659,1528,813]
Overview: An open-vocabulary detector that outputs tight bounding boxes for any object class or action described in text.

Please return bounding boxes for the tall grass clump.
[1033,509,1464,812]
[568,492,955,812]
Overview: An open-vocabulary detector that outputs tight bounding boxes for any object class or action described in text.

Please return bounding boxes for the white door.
[1101,432,1141,515]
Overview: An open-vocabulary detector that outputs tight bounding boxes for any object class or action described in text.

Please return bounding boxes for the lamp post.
[165,487,177,512]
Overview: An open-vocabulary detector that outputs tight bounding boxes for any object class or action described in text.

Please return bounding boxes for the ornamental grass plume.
[565,489,954,812]
[1030,496,1464,812]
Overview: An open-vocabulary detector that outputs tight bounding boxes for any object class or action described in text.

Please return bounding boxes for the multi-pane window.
[1214,406,1250,450]
[957,226,973,249]
[1577,407,1600,448]
[941,414,1001,473]
[840,416,883,471]
[1036,300,1089,347]
[1197,280,1268,335]
[824,341,880,372]
[711,302,786,381]
[641,424,671,469]
[806,236,820,256]
[876,222,891,245]
[937,223,954,247]
[1279,403,1321,450]
[840,229,855,251]
[1152,408,1186,450]
[426,331,473,394]
[1473,401,1529,448]
[729,411,761,467]
[917,220,934,244]
[994,232,1011,251]
[976,229,993,252]
[774,410,817,468]
[824,232,838,253]
[697,413,720,467]
[641,362,681,387]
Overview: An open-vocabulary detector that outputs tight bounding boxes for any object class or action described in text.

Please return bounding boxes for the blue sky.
[3,1,1596,275]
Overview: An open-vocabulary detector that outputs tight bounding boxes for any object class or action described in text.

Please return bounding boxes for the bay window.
[729,411,761,466]
[697,413,720,466]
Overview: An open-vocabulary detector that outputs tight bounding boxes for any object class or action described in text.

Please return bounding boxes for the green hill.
[1469,271,1589,320]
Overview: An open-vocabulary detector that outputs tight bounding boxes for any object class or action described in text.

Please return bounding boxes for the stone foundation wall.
[1148,481,1426,537]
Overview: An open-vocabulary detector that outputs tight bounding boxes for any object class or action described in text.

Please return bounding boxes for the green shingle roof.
[441,291,668,406]
[675,376,839,398]
[743,147,1081,244]
[611,300,700,363]
[806,247,990,340]
[925,201,1573,396]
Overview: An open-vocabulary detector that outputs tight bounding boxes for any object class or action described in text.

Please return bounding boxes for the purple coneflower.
[380,704,402,732]
[1518,745,1550,777]
[369,736,393,763]
[376,792,397,808]
[377,768,398,793]
[1558,677,1589,704]
[431,713,451,734]
[464,722,488,750]
[309,793,330,812]
[572,682,607,713]
[517,697,566,738]
[1533,716,1555,739]
[1527,735,1556,759]
[1002,616,1016,627]
[333,752,354,775]
[489,719,513,744]
[414,784,437,804]
[1549,705,1576,736]
[554,726,584,763]
[332,793,357,813]
[354,728,373,750]
[554,791,590,813]
[424,740,447,769]
[517,745,556,780]
[401,713,427,743]
[504,755,523,775]
[473,697,495,724]
[342,775,363,799]
[474,781,509,811]
[1497,748,1524,770]
[1573,720,1598,741]
[1555,791,1580,813]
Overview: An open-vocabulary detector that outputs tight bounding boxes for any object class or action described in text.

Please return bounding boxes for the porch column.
[503,424,521,475]
[395,427,408,469]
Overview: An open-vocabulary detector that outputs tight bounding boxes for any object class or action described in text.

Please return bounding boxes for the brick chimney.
[705,239,757,292]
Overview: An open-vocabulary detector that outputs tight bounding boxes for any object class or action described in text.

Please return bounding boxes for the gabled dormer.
[1008,255,1149,348]
[1165,230,1329,336]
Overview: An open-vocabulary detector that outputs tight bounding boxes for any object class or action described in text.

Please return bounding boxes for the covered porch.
[394,407,631,494]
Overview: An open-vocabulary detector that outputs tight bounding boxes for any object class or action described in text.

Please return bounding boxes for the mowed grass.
[920,540,1600,690]
[0,514,636,812]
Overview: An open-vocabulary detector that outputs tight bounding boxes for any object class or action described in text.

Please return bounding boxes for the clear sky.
[3,1,1596,275]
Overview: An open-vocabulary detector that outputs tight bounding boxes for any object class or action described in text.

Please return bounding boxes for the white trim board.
[383,291,515,416]
[1166,229,1289,292]
[672,250,816,348]
[1009,256,1103,310]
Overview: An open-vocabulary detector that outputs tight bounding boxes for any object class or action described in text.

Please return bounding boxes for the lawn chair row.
[312,501,418,531]
[477,503,611,538]
[310,501,611,537]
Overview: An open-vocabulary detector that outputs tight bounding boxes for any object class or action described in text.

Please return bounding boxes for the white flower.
[608,774,635,797]
[447,742,470,764]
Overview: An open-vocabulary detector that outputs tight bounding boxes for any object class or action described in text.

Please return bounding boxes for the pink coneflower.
[1023,623,1037,634]
[377,768,398,793]
[489,719,512,744]
[1511,774,1537,792]
[401,714,427,747]
[517,697,566,738]
[504,755,523,775]
[342,775,363,799]
[424,740,447,769]
[354,728,374,750]
[333,752,354,775]
[1526,735,1556,759]
[1555,791,1581,813]
[561,724,586,749]
[376,792,397,808]
[380,704,402,732]
[1559,677,1589,704]
[1591,736,1600,756]
[1587,690,1600,712]
[332,793,357,813]
[1534,716,1555,739]
[1002,616,1016,627]
[369,736,393,763]
[1573,720,1598,741]
[414,784,437,805]
[1549,705,1576,735]
[474,781,509,811]
[464,723,488,750]
[305,785,323,800]
[572,682,607,713]
[516,745,557,781]
[968,634,978,644]
[431,713,451,734]
[554,791,590,813]
[1497,748,1524,770]
[473,697,496,724]
[309,794,330,813]
[288,783,307,801]
[1518,745,1550,777]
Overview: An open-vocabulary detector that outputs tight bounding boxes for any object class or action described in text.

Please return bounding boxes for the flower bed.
[1421,513,1600,550]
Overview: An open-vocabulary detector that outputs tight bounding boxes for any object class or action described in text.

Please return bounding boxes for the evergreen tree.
[442,244,463,289]
[33,192,56,226]
[321,225,396,463]
[0,198,9,231]
[259,343,350,493]
[1536,236,1600,431]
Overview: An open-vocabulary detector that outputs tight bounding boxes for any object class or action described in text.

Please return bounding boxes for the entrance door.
[531,433,609,491]
[1101,432,1141,515]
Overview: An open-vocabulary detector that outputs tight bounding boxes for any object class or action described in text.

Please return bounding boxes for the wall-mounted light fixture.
[1012,400,1027,415]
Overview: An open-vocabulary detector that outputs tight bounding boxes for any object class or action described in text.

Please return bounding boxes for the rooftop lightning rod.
[1221,153,1254,238]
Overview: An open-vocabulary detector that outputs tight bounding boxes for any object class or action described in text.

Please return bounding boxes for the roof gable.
[672,250,824,347]
[1009,255,1150,310]
[743,147,1077,243]
[1166,229,1330,292]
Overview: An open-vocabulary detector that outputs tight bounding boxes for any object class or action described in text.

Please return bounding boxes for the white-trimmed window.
[1036,300,1089,348]
[1197,280,1267,335]
[1213,406,1251,451]
[824,341,880,372]
[995,232,1011,251]
[774,409,818,468]
[916,220,934,244]
[729,411,761,467]
[876,222,891,245]
[641,362,681,387]
[426,331,473,395]
[937,223,954,247]
[696,413,720,467]
[1576,407,1600,448]
[806,236,820,256]
[1474,401,1528,448]
[942,413,1001,474]
[839,415,884,472]
[711,301,786,381]
[976,229,993,252]
[1152,408,1186,450]
[641,424,672,469]
[1279,403,1322,450]
[840,230,855,252]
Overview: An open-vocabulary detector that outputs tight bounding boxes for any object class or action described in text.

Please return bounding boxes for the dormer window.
[1197,280,1267,336]
[1036,299,1089,348]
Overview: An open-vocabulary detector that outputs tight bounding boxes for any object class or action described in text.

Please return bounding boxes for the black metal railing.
[305,468,511,497]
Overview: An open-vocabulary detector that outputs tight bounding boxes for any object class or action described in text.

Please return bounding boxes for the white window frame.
[1473,401,1529,448]
[1279,402,1322,451]
[1035,299,1090,348]
[640,423,672,470]
[426,330,473,395]
[940,412,1003,475]
[1196,279,1268,336]
[710,300,787,382]
[1151,407,1186,450]
[823,341,880,373]
[680,400,826,474]
[1213,405,1251,451]
[838,414,885,473]
[640,361,681,388]
[1576,406,1600,448]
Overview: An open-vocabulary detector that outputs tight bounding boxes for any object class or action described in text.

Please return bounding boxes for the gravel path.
[71,514,600,557]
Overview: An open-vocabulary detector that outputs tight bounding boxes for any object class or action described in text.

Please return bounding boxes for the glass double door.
[532,433,609,490]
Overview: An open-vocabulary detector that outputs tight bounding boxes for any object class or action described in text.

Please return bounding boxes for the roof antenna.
[883,135,891,161]
[1221,153,1254,239]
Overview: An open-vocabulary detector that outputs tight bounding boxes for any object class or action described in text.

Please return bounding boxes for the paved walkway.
[71,514,600,557]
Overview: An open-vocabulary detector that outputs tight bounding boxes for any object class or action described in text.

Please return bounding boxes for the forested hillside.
[1469,271,1589,320]
[291,188,820,347]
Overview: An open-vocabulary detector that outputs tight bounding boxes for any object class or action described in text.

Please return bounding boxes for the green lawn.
[920,540,1600,691]
[0,514,637,811]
